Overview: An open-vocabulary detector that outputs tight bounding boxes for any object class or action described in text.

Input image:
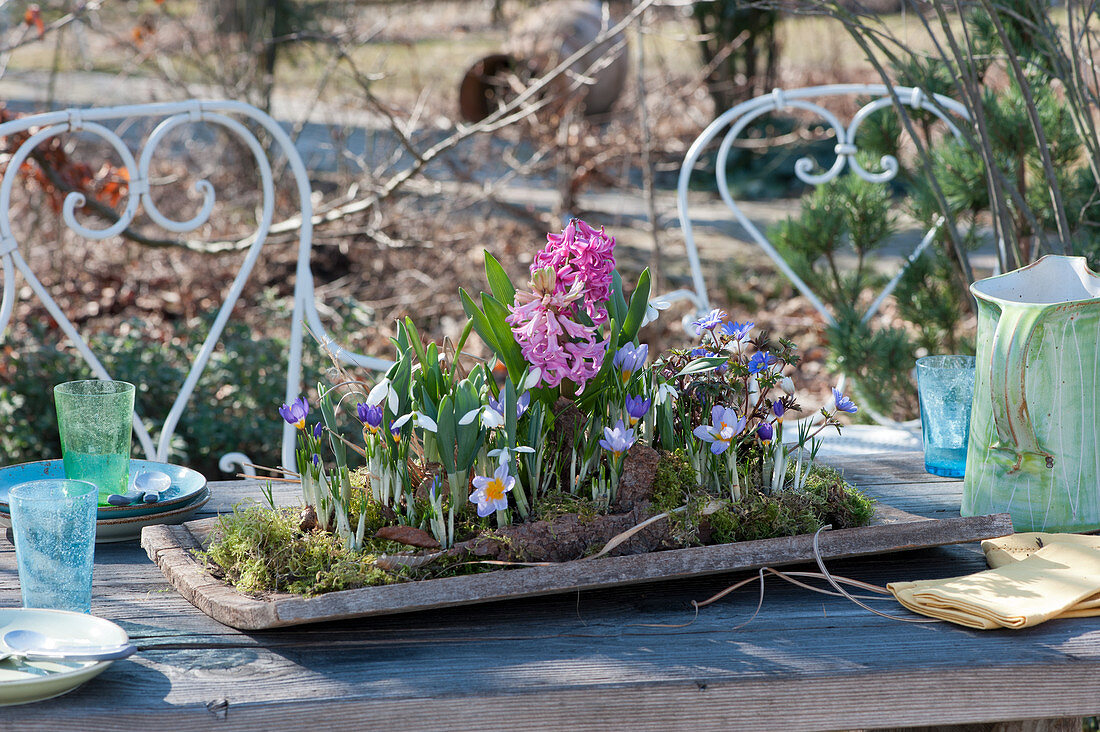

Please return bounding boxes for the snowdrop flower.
[642,298,671,327]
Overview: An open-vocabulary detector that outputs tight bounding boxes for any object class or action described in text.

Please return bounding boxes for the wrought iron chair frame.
[665,83,970,329]
[0,100,389,473]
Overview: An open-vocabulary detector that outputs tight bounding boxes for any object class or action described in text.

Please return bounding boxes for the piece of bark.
[613,443,661,511]
[374,526,442,550]
[446,507,680,564]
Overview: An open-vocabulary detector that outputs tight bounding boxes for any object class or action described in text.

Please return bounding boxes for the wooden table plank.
[2,451,1099,729]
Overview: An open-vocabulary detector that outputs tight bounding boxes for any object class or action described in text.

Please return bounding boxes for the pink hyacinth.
[507,269,609,390]
[531,219,615,324]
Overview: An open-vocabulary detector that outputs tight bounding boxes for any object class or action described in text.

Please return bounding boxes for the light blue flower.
[599,419,636,459]
[691,308,727,334]
[692,405,746,455]
[612,343,649,384]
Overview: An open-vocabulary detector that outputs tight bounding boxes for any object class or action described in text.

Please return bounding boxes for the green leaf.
[484,251,517,306]
[460,288,500,353]
[434,395,456,474]
[676,356,729,377]
[504,378,518,446]
[454,380,484,470]
[482,294,526,383]
[609,271,629,325]
[619,268,652,342]
[403,317,428,372]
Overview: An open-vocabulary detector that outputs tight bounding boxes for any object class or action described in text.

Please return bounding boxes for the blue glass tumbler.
[9,479,98,613]
[916,355,976,478]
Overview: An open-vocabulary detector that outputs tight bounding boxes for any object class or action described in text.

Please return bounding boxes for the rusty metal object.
[458,1,629,123]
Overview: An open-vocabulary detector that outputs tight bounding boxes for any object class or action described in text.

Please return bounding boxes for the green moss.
[651,449,699,513]
[197,503,399,596]
[704,462,873,544]
[533,490,600,522]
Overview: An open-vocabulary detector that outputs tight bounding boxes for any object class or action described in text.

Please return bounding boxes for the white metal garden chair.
[0,100,389,473]
[661,84,970,428]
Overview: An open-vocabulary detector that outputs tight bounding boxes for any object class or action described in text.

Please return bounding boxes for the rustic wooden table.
[1,451,1096,730]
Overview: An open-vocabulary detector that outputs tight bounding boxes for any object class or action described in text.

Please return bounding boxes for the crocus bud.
[757,422,774,443]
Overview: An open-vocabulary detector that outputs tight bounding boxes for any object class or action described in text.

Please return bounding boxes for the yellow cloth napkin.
[982,532,1100,617]
[888,541,1100,629]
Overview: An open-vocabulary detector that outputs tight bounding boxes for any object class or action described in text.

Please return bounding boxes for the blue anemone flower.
[747,351,777,374]
[691,308,727,334]
[721,321,754,342]
[833,387,858,414]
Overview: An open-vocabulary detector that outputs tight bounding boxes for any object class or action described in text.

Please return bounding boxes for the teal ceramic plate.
[0,608,129,706]
[0,459,207,518]
[0,488,209,543]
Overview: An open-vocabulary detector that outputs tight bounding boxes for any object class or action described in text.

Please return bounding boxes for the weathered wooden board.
[141,503,1013,630]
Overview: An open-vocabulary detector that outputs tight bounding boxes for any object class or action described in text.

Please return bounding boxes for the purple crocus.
[721,321,754,342]
[692,405,746,455]
[832,387,858,414]
[613,343,649,384]
[772,400,786,422]
[624,395,652,426]
[469,463,515,517]
[599,419,636,459]
[312,422,323,439]
[757,422,774,444]
[691,308,727,334]
[747,351,777,374]
[278,397,309,430]
[516,391,531,420]
[311,453,321,467]
[357,402,384,433]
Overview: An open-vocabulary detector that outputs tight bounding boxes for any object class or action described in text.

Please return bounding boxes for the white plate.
[0,609,129,706]
[1,489,210,543]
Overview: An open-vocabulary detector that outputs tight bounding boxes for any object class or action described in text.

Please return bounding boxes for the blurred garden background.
[1,0,1097,476]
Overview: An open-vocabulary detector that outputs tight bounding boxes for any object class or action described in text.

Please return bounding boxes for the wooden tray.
[141,504,1013,630]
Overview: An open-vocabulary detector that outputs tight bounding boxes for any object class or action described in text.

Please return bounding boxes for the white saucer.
[0,609,129,706]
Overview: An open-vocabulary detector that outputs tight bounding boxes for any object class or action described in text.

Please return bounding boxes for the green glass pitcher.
[963,255,1100,531]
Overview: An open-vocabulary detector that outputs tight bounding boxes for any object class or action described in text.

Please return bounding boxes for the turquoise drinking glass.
[9,479,98,613]
[54,379,135,503]
[916,355,976,478]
